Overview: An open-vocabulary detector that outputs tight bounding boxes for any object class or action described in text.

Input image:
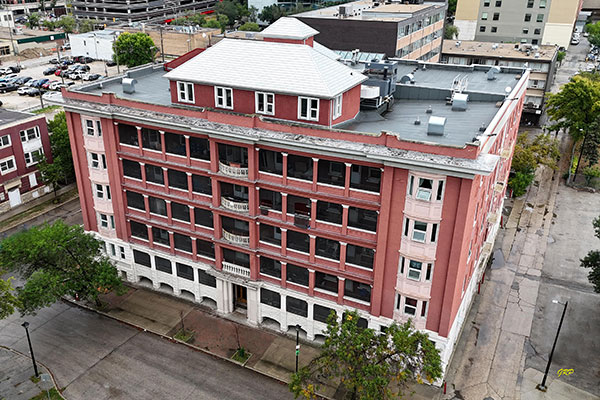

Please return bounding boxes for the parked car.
[42,80,57,89]
[0,83,18,93]
[62,43,71,50]
[80,56,94,63]
[75,64,91,72]
[586,63,596,72]
[32,78,49,88]
[43,66,58,75]
[106,60,117,67]
[14,77,32,85]
[49,58,59,64]
[26,88,41,97]
[82,73,101,81]
[55,82,74,90]
[572,37,580,45]
[69,71,84,80]
[17,86,31,95]
[0,67,13,75]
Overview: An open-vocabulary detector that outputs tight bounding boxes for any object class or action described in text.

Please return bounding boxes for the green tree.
[444,24,459,40]
[0,221,124,314]
[26,13,40,29]
[78,18,101,33]
[57,16,76,33]
[113,32,157,68]
[586,21,600,48]
[42,20,55,30]
[239,22,260,31]
[557,50,566,64]
[0,277,20,319]
[216,0,240,25]
[289,311,442,400]
[580,216,600,292]
[259,5,286,24]
[508,133,560,197]
[204,19,222,30]
[448,0,457,15]
[40,112,74,189]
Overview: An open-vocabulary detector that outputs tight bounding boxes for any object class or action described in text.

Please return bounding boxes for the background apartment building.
[454,0,583,48]
[71,0,216,23]
[441,40,558,124]
[0,0,67,16]
[296,1,446,61]
[49,18,526,374]
[0,109,52,213]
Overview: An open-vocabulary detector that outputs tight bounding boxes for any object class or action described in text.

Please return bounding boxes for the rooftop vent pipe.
[399,73,414,84]
[122,78,137,94]
[487,66,501,80]
[427,116,446,136]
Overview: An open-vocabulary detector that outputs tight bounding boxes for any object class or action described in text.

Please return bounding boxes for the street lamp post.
[21,322,39,378]
[295,324,301,373]
[536,300,568,392]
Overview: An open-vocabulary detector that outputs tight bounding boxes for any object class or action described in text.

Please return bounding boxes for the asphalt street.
[0,301,294,400]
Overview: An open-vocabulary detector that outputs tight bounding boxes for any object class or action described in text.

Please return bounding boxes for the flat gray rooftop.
[339,100,498,147]
[79,65,172,106]
[75,64,508,147]
[393,63,524,96]
[0,109,36,126]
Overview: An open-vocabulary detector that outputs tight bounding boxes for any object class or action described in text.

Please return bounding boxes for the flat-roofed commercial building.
[48,18,526,375]
[454,0,583,48]
[295,1,446,61]
[442,40,558,124]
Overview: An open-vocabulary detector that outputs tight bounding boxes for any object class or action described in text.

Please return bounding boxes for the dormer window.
[215,86,233,110]
[256,92,275,115]
[298,96,319,121]
[177,81,194,103]
[332,94,342,120]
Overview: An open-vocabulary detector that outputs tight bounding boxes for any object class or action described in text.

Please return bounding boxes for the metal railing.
[218,161,248,178]
[222,261,250,278]
[222,228,250,246]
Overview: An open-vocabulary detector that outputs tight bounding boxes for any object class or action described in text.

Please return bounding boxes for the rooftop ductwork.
[452,93,468,111]
[427,116,446,136]
[122,78,137,94]
[399,73,414,84]
[487,66,501,81]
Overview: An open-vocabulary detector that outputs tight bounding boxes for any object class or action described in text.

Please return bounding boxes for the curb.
[61,298,333,399]
[0,345,65,399]
[0,193,79,234]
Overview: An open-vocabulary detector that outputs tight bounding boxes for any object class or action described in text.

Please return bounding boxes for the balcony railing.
[222,228,250,246]
[222,261,250,278]
[221,196,249,212]
[219,161,248,178]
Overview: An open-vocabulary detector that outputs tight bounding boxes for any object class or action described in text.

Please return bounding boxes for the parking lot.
[0,52,121,111]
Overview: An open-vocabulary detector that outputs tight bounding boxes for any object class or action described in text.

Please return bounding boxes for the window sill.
[258,171,283,177]
[315,254,340,263]
[287,176,313,183]
[314,287,338,296]
[259,240,282,247]
[259,272,281,280]
[165,152,187,158]
[317,181,345,189]
[347,226,377,234]
[349,187,380,195]
[343,296,371,306]
[142,148,162,154]
[345,262,374,271]
[315,219,343,227]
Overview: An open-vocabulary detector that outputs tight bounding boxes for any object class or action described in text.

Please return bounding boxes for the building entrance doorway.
[233,284,247,310]
[8,188,21,208]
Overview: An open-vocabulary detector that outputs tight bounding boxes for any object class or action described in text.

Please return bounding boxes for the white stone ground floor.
[95,211,499,379]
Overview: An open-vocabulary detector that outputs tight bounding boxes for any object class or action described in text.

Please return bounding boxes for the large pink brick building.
[50,18,527,373]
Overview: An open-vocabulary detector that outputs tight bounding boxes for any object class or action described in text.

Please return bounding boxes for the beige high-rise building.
[454,0,582,48]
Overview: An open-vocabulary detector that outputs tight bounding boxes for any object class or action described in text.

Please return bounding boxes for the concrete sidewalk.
[0,347,62,400]
[89,285,440,400]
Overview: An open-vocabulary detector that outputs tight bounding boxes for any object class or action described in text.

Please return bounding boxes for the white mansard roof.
[164,38,366,99]
[261,17,319,40]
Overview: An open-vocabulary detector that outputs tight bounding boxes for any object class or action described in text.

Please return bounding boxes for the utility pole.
[21,322,39,378]
[159,24,165,63]
[537,300,568,392]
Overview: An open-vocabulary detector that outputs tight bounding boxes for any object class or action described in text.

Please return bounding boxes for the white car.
[48,81,62,90]
[0,67,12,75]
[586,63,595,72]
[17,86,30,95]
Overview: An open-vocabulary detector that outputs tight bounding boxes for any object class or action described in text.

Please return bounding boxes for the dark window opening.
[196,238,215,259]
[344,279,371,303]
[286,263,309,286]
[259,189,282,211]
[315,271,338,293]
[261,288,281,308]
[259,149,283,175]
[123,159,142,180]
[155,256,172,274]
[174,232,192,253]
[221,216,249,236]
[220,182,248,202]
[133,249,151,267]
[126,191,145,211]
[316,201,342,225]
[218,143,248,168]
[350,165,381,192]
[260,224,281,245]
[198,269,216,287]
[286,296,308,317]
[287,154,313,181]
[194,208,214,228]
[171,201,190,222]
[141,127,161,151]
[144,164,163,185]
[152,227,170,247]
[222,248,250,268]
[176,262,194,280]
[190,136,210,160]
[346,244,375,269]
[287,230,310,253]
[317,159,346,187]
[130,220,148,240]
[165,132,186,156]
[313,304,336,323]
[348,207,378,232]
[168,169,188,191]
[148,196,167,216]
[118,124,138,146]
[260,256,281,278]
[192,174,212,195]
[315,237,340,261]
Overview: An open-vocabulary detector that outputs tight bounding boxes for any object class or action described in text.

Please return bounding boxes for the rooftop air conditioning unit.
[452,93,468,111]
[427,116,446,136]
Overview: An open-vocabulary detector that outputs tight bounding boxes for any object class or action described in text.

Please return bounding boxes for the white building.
[69,30,119,61]
[0,10,14,29]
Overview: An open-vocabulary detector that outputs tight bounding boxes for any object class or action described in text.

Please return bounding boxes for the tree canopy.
[444,24,459,40]
[0,221,124,315]
[586,21,600,48]
[289,311,442,400]
[581,216,600,292]
[37,112,74,198]
[113,32,157,68]
[239,22,260,31]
